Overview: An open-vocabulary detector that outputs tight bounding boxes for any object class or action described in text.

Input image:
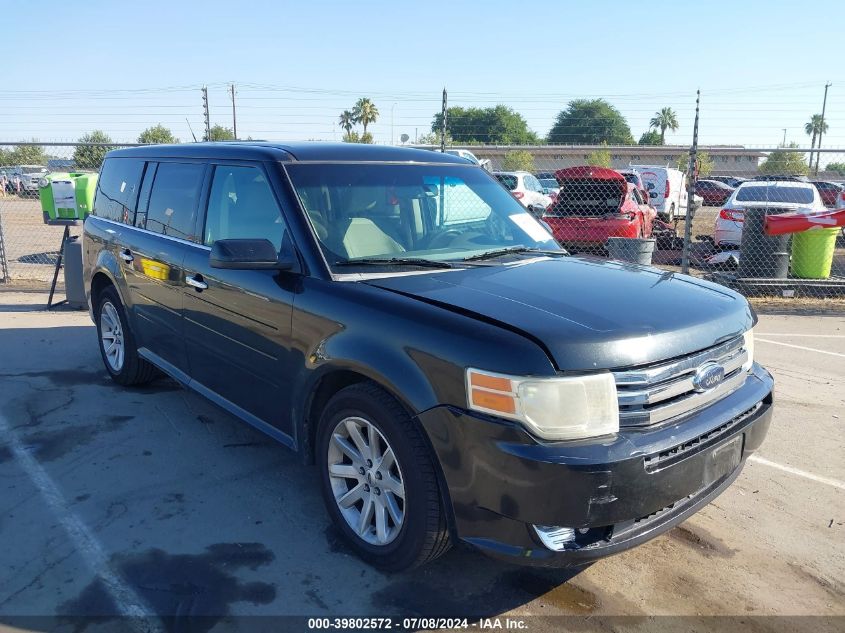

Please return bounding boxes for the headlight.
[37,177,49,188]
[466,368,619,441]
[742,328,754,372]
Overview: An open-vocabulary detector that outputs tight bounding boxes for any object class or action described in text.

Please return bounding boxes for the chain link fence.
[1,142,843,299]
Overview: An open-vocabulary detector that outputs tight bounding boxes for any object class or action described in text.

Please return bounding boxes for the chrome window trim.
[90,216,211,251]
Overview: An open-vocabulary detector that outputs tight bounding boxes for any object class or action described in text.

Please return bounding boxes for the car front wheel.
[316,382,451,571]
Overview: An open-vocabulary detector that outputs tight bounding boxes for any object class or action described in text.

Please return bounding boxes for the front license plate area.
[704,434,743,486]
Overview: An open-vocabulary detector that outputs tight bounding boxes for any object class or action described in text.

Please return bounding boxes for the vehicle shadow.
[0,322,591,624]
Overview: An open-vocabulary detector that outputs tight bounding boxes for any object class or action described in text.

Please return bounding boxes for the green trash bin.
[39,172,99,225]
[790,228,840,279]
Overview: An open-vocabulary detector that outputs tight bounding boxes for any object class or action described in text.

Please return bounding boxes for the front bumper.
[417,363,774,567]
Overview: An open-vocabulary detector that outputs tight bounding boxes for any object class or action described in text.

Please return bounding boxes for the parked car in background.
[538,177,560,202]
[714,181,826,247]
[695,179,735,206]
[709,176,747,188]
[493,171,552,217]
[442,148,491,171]
[810,180,844,207]
[83,142,772,571]
[16,165,49,192]
[617,169,651,204]
[543,166,657,250]
[751,174,809,182]
[629,164,689,221]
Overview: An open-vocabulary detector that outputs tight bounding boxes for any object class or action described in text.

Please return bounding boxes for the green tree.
[586,144,612,168]
[416,130,452,146]
[649,107,679,143]
[432,105,539,145]
[638,130,663,145]
[359,131,374,144]
[73,130,112,170]
[138,124,178,144]
[501,150,535,172]
[825,161,845,176]
[547,99,634,145]
[676,151,713,177]
[0,147,10,166]
[759,143,809,176]
[204,125,235,142]
[352,98,379,135]
[338,110,355,135]
[342,130,361,143]
[9,140,48,166]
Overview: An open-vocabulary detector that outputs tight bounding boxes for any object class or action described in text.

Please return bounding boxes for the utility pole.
[815,82,831,175]
[201,86,210,141]
[681,90,700,276]
[230,84,238,140]
[440,88,448,152]
[782,129,787,146]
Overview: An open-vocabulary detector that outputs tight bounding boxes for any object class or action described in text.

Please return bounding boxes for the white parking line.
[756,334,845,338]
[749,455,845,491]
[756,338,845,358]
[0,412,163,632]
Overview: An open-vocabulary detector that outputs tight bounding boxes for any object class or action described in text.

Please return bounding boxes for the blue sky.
[2,0,843,148]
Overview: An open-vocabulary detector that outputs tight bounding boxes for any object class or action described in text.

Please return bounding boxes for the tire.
[316,381,451,571]
[95,286,157,386]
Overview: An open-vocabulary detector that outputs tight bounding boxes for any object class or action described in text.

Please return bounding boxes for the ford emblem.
[692,363,725,392]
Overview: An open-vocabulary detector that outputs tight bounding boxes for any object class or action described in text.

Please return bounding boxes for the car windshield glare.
[735,185,814,204]
[285,163,559,271]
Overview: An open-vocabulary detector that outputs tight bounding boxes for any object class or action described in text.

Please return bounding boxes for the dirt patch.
[787,562,845,602]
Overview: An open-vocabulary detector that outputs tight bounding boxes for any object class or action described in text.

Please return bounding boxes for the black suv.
[83,142,773,570]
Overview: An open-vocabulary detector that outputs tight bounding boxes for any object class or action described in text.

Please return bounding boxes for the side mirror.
[210,238,293,270]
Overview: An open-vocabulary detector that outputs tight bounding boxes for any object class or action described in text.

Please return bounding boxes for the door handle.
[119,249,134,263]
[185,274,208,291]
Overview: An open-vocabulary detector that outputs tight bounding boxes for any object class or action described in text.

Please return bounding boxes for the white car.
[16,165,49,192]
[629,165,689,221]
[714,181,826,246]
[492,171,551,217]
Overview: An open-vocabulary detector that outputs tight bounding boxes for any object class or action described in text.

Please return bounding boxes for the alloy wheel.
[99,301,125,372]
[327,416,405,546]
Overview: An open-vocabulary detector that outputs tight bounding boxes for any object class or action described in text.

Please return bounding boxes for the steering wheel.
[423,228,465,250]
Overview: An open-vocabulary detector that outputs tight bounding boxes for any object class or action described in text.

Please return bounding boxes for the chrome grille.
[613,336,749,427]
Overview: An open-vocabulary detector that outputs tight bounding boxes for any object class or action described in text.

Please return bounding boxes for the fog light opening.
[533,525,576,552]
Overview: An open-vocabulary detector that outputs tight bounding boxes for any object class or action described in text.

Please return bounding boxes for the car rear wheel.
[316,382,451,571]
[95,286,157,386]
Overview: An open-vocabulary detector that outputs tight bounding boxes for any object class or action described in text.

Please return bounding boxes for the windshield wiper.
[334,257,453,269]
[462,246,567,262]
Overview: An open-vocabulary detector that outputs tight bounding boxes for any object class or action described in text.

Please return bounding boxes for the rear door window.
[494,174,518,191]
[93,157,145,224]
[142,162,206,242]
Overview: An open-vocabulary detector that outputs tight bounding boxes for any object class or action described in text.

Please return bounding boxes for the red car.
[695,179,735,206]
[543,166,657,250]
[811,180,844,207]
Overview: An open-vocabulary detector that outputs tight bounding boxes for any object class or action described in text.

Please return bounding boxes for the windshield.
[21,166,47,174]
[735,185,814,204]
[539,178,558,189]
[285,163,559,271]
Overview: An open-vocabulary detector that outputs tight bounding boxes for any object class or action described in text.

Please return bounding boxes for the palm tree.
[649,107,679,143]
[804,113,828,169]
[352,98,379,135]
[338,110,355,135]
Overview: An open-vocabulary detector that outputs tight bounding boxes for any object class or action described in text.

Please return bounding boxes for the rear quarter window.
[495,174,518,191]
[92,158,145,223]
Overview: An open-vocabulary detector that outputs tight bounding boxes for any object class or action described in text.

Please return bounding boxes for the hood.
[364,257,753,371]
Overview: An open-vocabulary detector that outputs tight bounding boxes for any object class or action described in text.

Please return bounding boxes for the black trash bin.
[738,207,791,279]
